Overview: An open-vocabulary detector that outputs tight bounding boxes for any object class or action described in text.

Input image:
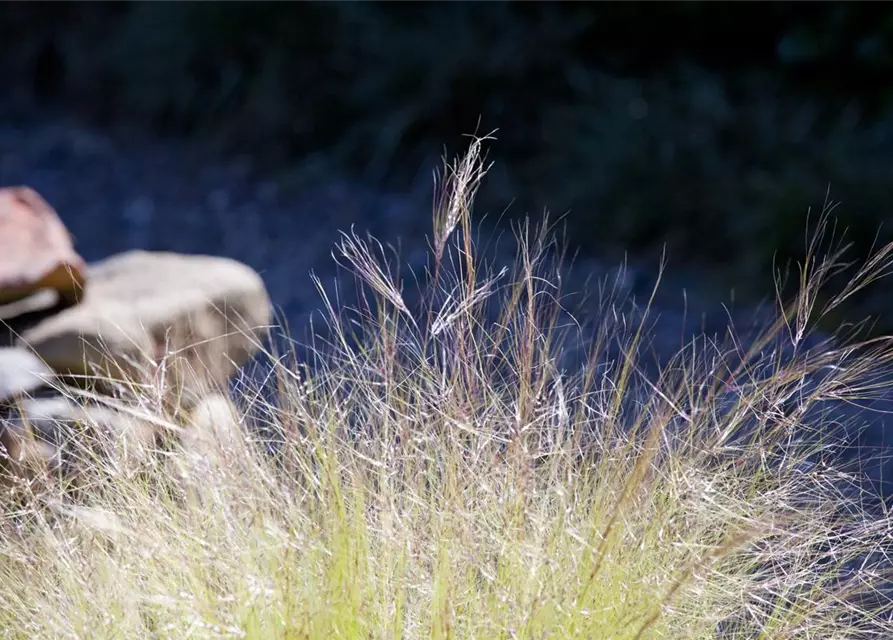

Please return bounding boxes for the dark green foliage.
[2,2,893,326]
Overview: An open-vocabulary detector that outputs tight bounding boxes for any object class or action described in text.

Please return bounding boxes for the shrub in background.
[2,3,893,328]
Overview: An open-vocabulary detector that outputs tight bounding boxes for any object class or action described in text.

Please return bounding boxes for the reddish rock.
[0,187,86,305]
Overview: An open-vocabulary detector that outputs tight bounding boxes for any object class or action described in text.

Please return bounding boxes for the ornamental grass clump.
[1,137,892,638]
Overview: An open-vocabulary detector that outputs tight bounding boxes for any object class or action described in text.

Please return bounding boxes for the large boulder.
[16,251,272,411]
[0,187,86,305]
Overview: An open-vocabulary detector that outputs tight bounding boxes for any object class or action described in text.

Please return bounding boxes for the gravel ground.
[2,110,893,502]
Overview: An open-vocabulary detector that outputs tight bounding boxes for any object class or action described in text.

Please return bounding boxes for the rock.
[0,346,54,404]
[0,186,86,305]
[0,290,71,352]
[2,394,159,478]
[168,393,245,488]
[0,428,57,482]
[22,396,157,451]
[0,289,62,323]
[16,251,272,410]
[180,392,243,462]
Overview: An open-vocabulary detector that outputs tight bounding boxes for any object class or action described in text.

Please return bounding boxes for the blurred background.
[1,1,892,336]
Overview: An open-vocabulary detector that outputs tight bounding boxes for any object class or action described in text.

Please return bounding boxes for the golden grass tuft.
[1,138,893,638]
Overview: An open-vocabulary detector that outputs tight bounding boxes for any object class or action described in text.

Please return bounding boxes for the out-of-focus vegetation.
[2,2,893,324]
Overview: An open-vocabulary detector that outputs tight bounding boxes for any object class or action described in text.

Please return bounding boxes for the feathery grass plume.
[1,139,893,638]
[431,131,495,267]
